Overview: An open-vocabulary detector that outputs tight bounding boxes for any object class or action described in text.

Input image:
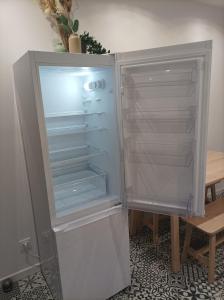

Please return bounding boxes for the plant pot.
[68,33,81,54]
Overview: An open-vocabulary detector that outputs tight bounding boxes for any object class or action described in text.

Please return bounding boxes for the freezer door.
[116,41,212,216]
[54,206,130,300]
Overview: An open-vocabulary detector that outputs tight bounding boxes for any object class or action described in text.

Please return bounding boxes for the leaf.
[60,23,71,34]
[57,15,68,26]
[72,19,79,33]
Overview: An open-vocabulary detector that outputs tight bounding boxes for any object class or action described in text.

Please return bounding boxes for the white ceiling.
[193,0,224,7]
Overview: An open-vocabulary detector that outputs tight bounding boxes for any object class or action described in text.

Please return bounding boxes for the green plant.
[80,31,110,55]
[37,0,77,51]
[57,15,79,35]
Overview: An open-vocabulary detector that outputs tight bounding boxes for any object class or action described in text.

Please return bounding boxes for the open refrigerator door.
[116,41,212,216]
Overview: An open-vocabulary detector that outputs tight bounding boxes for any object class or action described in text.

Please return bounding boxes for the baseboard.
[0,263,40,283]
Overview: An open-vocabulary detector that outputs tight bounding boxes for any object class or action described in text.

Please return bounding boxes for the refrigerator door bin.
[123,109,195,134]
[124,83,195,99]
[126,140,193,167]
[123,60,196,88]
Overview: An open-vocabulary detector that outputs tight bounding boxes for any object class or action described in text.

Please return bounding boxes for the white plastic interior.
[38,66,121,218]
[121,60,198,214]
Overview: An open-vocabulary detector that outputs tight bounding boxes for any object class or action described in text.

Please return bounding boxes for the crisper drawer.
[126,139,193,167]
[53,167,107,215]
[123,110,195,134]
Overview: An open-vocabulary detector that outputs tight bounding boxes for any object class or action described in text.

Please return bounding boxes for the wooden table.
[171,150,224,272]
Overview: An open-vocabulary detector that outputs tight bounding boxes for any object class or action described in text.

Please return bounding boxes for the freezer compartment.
[126,139,193,167]
[53,166,107,215]
[50,145,106,168]
[123,109,195,134]
[54,207,130,300]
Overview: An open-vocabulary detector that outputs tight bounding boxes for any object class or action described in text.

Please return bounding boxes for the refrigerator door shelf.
[124,83,195,99]
[123,109,195,134]
[123,67,196,86]
[127,197,191,215]
[122,97,197,112]
[126,140,193,167]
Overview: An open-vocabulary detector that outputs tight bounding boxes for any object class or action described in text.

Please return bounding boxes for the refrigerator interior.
[38,65,121,219]
[121,60,198,213]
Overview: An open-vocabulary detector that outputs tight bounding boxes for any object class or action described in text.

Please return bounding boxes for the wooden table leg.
[211,185,216,201]
[170,215,181,272]
[182,223,193,262]
[208,234,216,283]
[153,214,159,244]
[129,210,143,236]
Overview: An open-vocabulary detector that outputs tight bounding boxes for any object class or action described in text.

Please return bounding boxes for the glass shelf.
[45,111,104,118]
[50,145,106,169]
[47,125,106,136]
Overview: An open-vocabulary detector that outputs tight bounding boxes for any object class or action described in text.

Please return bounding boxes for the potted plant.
[37,0,81,53]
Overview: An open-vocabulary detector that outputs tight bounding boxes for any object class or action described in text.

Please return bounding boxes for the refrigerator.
[13,40,212,300]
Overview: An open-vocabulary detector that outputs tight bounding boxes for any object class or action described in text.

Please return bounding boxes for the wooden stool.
[182,197,224,283]
[129,210,168,244]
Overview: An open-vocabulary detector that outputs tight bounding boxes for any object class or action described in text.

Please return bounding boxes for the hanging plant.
[80,31,110,55]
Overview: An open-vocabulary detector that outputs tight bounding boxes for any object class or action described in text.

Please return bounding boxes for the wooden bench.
[182,197,224,283]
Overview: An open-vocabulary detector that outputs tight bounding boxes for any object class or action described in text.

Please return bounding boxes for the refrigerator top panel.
[116,41,211,216]
[37,64,121,225]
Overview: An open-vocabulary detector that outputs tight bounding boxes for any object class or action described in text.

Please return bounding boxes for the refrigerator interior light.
[84,79,106,91]
[84,81,92,91]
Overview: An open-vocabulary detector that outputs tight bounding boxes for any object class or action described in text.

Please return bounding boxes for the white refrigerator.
[13,40,211,300]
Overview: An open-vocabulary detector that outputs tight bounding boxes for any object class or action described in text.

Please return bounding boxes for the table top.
[206,151,224,186]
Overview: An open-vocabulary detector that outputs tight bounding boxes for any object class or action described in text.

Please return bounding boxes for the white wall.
[0,0,53,280]
[0,0,224,280]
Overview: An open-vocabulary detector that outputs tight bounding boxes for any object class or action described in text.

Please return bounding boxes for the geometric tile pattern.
[110,219,224,300]
[1,220,224,300]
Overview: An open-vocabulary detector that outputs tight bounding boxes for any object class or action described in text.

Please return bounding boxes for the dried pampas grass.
[37,0,77,51]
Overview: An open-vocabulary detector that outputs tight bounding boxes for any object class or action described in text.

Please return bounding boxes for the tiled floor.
[1,221,224,300]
